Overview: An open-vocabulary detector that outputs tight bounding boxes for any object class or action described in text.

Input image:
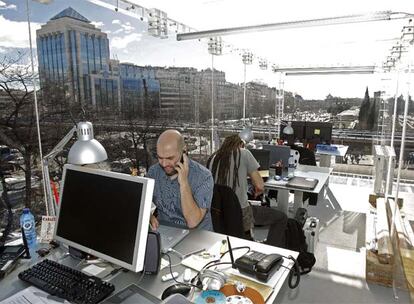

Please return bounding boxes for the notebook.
[286,176,318,190]
[157,225,190,253]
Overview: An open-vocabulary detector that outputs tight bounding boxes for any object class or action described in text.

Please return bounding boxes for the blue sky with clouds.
[0,0,412,99]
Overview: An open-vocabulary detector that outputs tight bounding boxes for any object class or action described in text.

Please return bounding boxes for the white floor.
[269,176,414,303]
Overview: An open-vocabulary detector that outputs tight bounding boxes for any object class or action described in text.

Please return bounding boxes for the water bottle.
[20,208,37,250]
[288,156,295,177]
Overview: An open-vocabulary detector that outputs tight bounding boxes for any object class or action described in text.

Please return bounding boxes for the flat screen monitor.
[248,149,270,170]
[54,164,154,272]
[262,144,291,169]
[305,122,333,144]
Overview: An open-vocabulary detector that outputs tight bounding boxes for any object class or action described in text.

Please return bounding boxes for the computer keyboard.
[18,259,115,304]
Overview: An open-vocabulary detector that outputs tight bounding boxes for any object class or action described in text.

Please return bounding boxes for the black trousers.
[251,205,287,248]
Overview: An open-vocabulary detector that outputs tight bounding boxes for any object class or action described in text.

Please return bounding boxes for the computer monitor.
[248,149,270,170]
[262,144,291,169]
[305,122,333,144]
[54,164,154,272]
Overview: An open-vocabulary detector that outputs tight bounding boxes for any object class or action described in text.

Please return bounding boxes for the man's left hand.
[175,153,189,185]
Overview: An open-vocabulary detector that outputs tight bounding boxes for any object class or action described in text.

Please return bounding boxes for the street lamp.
[242,51,253,125]
[208,37,222,153]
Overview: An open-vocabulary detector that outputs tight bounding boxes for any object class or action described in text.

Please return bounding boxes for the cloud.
[91,21,104,28]
[113,28,124,35]
[110,33,142,49]
[111,20,136,35]
[0,15,41,48]
[0,1,17,10]
[120,22,135,33]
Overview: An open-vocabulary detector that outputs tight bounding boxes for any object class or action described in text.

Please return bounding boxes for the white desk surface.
[264,165,332,194]
[0,230,298,304]
[316,145,348,157]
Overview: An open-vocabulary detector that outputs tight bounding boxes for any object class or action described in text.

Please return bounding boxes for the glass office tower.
[36,7,121,109]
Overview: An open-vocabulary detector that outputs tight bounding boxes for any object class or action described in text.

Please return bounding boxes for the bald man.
[147,130,214,230]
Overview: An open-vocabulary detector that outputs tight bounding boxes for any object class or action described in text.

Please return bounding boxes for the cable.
[163,253,201,289]
[219,246,250,259]
[287,255,300,289]
[135,264,146,286]
[205,262,233,269]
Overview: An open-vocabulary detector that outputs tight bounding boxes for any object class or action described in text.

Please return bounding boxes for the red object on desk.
[51,180,59,205]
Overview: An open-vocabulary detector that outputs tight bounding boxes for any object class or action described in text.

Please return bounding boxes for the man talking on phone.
[147,129,214,230]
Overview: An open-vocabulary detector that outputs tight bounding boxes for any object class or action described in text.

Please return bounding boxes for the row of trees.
[0,53,163,210]
[358,86,413,131]
[358,87,377,130]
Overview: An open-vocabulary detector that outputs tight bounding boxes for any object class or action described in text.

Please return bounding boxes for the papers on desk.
[1,286,70,304]
[181,241,221,271]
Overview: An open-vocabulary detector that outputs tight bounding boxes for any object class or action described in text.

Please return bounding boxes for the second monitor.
[262,144,291,169]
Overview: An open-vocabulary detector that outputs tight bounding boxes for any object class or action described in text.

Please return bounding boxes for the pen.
[182,248,206,258]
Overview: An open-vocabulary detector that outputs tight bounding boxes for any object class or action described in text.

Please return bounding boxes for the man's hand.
[175,153,189,185]
[150,214,159,230]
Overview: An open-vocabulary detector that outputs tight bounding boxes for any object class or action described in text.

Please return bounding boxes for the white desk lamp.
[42,122,107,216]
[282,122,294,135]
[239,126,254,143]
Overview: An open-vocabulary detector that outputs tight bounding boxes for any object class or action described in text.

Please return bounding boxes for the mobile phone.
[172,151,186,175]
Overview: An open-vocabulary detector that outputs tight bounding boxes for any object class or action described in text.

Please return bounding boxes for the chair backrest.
[211,184,245,239]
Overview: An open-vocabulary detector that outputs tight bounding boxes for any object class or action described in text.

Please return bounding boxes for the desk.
[264,165,332,215]
[316,145,348,167]
[0,230,297,304]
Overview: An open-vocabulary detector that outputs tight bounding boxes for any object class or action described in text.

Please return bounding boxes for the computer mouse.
[273,175,281,181]
[161,283,191,300]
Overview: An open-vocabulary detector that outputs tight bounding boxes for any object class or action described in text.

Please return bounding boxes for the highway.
[94,121,414,145]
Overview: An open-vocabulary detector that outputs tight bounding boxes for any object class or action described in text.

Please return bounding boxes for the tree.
[0,53,73,209]
[358,87,370,129]
[0,53,41,208]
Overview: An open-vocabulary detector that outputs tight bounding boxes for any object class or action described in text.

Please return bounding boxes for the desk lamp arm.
[42,125,77,216]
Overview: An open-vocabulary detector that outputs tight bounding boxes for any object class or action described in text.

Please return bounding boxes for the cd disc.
[195,290,226,304]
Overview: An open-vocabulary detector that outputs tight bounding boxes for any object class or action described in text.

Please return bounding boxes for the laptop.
[157,225,190,253]
[286,176,318,190]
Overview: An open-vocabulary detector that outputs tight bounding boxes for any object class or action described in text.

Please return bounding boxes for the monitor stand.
[68,246,96,260]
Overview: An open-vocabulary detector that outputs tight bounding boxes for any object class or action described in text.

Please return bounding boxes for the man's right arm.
[248,170,264,197]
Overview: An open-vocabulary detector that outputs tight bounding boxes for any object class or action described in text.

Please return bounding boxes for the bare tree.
[0,53,40,208]
[0,53,73,209]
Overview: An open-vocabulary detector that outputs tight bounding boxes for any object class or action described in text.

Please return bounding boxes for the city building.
[36,7,121,110]
[36,7,278,122]
[119,63,160,117]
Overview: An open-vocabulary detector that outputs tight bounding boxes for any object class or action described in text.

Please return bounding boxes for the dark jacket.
[210,184,245,238]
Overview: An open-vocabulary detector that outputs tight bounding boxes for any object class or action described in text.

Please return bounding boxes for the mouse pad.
[102,284,161,304]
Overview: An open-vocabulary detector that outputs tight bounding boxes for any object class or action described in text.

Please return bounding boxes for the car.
[111,158,133,174]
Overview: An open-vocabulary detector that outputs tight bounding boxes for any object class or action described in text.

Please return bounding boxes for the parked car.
[111,158,133,174]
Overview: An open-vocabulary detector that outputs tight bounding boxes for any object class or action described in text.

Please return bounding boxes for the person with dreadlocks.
[207,134,287,247]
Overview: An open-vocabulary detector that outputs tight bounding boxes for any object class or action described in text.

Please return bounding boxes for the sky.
[0,0,413,99]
